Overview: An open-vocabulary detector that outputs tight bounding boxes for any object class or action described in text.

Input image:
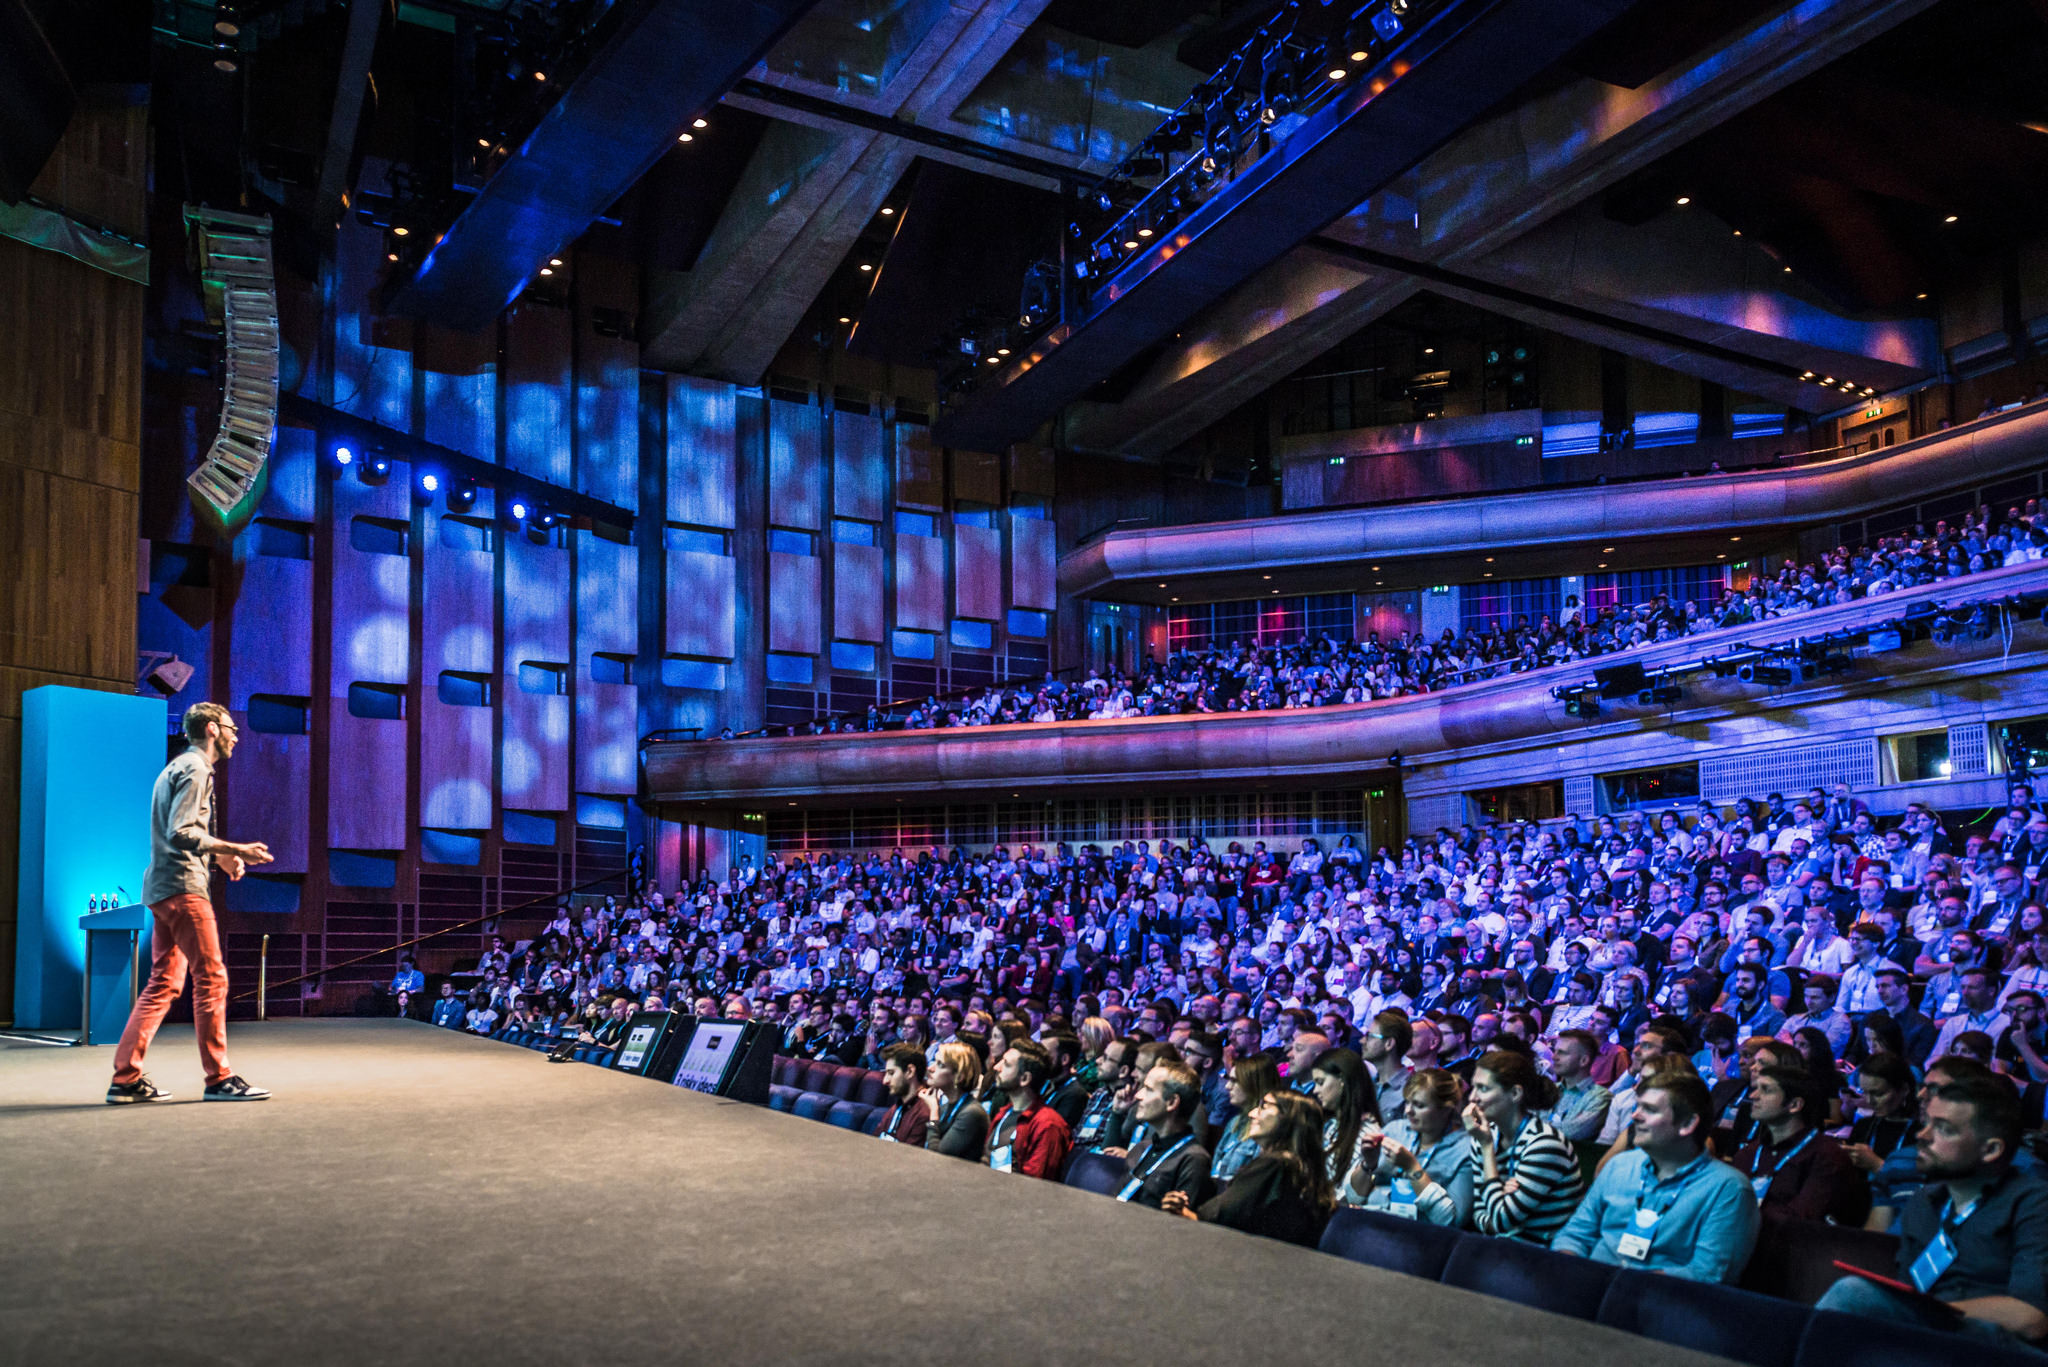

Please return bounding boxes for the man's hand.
[232,841,274,866]
[1159,1190,1198,1221]
[216,851,246,881]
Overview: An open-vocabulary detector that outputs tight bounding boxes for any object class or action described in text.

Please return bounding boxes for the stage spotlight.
[1867,625,1905,653]
[537,505,558,528]
[1737,662,1793,686]
[419,471,439,494]
[1565,695,1600,719]
[448,479,477,510]
[1636,684,1683,706]
[510,499,529,521]
[333,444,354,467]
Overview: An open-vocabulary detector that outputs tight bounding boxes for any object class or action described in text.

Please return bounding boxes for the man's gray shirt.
[142,748,218,905]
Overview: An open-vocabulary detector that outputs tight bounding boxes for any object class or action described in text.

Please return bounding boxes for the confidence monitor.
[610,1010,693,1077]
[668,1018,774,1104]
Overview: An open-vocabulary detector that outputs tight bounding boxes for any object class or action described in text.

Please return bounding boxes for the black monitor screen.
[671,1020,746,1094]
[615,1018,665,1073]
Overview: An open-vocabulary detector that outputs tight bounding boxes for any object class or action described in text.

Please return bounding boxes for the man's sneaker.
[105,1077,172,1105]
[202,1075,271,1102]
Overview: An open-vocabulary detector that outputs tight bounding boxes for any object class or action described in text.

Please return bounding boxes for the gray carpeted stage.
[0,1021,1733,1366]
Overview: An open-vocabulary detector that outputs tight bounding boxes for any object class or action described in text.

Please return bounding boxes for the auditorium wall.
[134,199,1057,1007]
[0,96,147,1021]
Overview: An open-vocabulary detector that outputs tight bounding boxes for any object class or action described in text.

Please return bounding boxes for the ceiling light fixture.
[392,226,410,237]
[1124,239,1140,250]
[548,258,562,267]
[693,117,708,129]
[859,263,873,272]
[880,206,895,216]
[1675,196,1691,206]
[996,347,1010,356]
[477,138,490,148]
[214,19,239,35]
[386,252,398,262]
[1328,68,1348,81]
[534,71,547,81]
[538,267,553,276]
[1137,226,1153,237]
[837,316,850,324]
[1944,214,1958,224]
[1916,292,1928,300]
[677,132,693,142]
[1351,49,1369,62]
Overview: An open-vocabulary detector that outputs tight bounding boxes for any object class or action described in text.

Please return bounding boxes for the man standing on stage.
[106,702,275,1103]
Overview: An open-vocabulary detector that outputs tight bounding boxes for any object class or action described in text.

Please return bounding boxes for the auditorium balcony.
[645,559,2048,843]
[1060,396,2048,602]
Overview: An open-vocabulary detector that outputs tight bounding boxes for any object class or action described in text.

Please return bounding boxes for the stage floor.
[1,1021,1730,1366]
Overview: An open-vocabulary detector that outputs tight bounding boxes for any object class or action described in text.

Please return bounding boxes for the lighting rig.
[951,0,1444,394]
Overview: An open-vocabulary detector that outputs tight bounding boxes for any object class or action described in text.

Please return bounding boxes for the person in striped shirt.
[1462,1049,1585,1243]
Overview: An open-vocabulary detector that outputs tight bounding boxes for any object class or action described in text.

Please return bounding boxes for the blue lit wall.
[13,687,165,1028]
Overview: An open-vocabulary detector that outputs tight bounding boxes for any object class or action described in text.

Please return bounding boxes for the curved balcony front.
[1059,401,2048,599]
[645,560,2048,807]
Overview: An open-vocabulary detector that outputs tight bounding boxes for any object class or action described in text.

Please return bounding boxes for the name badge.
[1116,1178,1144,1203]
[1750,1175,1772,1201]
[1616,1206,1659,1261]
[1387,1177,1418,1220]
[879,1133,898,1144]
[1942,993,1961,1016]
[990,1145,1014,1173]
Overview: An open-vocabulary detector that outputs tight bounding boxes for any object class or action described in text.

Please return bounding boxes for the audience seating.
[853,1070,889,1107]
[771,1056,799,1088]
[1440,1235,1617,1320]
[1758,1221,1900,1305]
[1318,1208,1464,1281]
[792,1092,836,1122]
[768,1084,801,1112]
[860,1108,889,1137]
[1062,1150,1127,1198]
[1798,1309,2044,1367]
[827,1100,874,1130]
[798,1060,835,1095]
[1597,1270,1812,1367]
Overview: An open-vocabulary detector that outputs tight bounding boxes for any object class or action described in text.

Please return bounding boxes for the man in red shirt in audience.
[987,1039,1072,1180]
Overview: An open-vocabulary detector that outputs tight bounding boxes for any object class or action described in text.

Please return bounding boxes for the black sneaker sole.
[203,1089,271,1101]
[105,1091,171,1104]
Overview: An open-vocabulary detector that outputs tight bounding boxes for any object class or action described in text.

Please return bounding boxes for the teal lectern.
[14,687,166,1030]
[79,904,152,1045]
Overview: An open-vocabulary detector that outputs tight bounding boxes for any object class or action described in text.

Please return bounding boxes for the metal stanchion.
[258,934,269,1022]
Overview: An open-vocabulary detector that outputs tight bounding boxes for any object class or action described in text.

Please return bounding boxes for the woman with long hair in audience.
[919,1040,990,1160]
[1209,1053,1283,1184]
[1461,1049,1583,1243]
[1307,1047,1380,1185]
[1792,1023,1848,1128]
[1342,1068,1475,1225]
[1162,1090,1334,1246]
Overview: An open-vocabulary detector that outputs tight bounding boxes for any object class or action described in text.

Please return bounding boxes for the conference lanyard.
[1907,1193,1980,1293]
[1117,1134,1195,1203]
[1748,1130,1816,1200]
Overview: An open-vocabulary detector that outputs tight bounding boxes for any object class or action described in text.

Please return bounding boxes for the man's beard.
[1915,1147,1979,1182]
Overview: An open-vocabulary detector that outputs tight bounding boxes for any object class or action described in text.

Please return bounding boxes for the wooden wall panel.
[668,550,735,659]
[502,533,570,812]
[953,449,1001,506]
[328,707,407,849]
[1,105,145,1011]
[504,298,573,487]
[230,734,311,873]
[833,543,884,643]
[768,551,822,653]
[575,681,638,794]
[419,325,497,463]
[895,533,944,631]
[895,422,942,508]
[1011,517,1056,610]
[956,525,1002,622]
[421,513,495,831]
[575,532,637,657]
[768,399,823,529]
[574,258,638,512]
[327,461,410,850]
[228,555,313,703]
[833,410,885,521]
[1009,441,1055,496]
[667,376,736,529]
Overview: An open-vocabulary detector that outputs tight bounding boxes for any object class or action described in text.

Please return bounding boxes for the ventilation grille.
[1700,739,1879,802]
[1563,775,1597,816]
[1407,793,1470,834]
[1948,722,1991,778]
